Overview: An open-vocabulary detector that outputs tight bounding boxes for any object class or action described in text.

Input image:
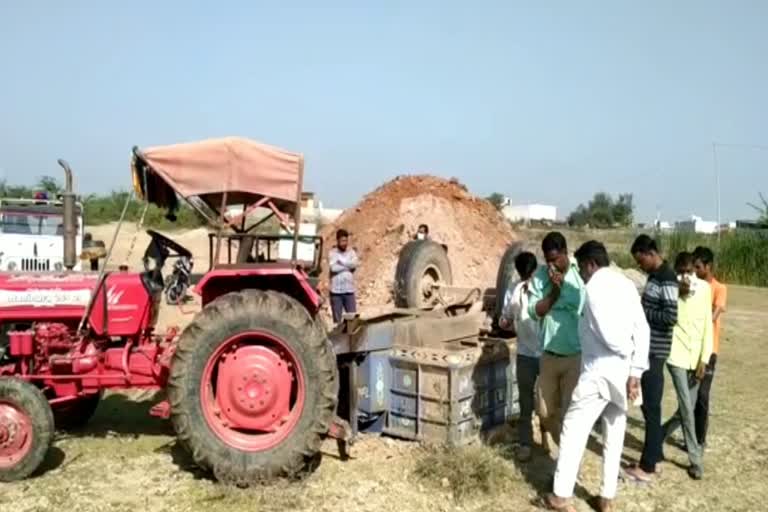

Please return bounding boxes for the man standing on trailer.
[528,232,586,450]
[329,229,359,323]
[543,241,649,512]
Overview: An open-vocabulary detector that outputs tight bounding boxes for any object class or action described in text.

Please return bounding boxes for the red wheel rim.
[0,400,34,469]
[200,331,306,451]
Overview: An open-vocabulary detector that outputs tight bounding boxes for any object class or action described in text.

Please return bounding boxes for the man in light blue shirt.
[328,229,358,323]
[500,251,541,462]
[528,232,586,449]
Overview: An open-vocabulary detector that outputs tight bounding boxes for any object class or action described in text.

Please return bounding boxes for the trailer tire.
[493,242,526,332]
[394,240,453,308]
[168,290,337,486]
[0,378,55,482]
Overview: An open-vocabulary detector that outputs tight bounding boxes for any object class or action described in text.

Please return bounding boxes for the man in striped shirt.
[625,235,678,483]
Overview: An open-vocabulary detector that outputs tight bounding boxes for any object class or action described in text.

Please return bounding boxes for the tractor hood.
[132,137,304,217]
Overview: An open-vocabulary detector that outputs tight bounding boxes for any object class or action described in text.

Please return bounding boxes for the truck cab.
[0,196,84,272]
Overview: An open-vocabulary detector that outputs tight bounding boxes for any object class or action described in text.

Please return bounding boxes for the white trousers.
[553,379,627,500]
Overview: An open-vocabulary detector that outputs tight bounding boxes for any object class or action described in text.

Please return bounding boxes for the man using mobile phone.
[528,232,586,452]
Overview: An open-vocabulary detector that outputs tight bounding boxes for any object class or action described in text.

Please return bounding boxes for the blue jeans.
[516,354,540,447]
[330,293,356,323]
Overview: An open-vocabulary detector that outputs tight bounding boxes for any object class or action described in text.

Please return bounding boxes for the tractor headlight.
[54,262,64,272]
[7,261,17,271]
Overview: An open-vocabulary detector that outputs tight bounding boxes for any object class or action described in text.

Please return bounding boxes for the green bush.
[611,231,768,288]
[82,191,206,229]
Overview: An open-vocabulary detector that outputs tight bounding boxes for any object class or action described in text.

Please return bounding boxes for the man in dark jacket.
[625,235,678,483]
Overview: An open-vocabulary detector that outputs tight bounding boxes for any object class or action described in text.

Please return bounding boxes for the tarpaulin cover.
[136,137,303,207]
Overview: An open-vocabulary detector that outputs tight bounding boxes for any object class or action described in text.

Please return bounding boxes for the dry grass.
[0,286,766,512]
[414,445,521,501]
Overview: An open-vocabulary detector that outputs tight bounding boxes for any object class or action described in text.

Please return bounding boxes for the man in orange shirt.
[692,246,727,447]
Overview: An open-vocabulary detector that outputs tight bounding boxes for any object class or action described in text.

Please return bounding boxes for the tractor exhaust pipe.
[57,159,77,271]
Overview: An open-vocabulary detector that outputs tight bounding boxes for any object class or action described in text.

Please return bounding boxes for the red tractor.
[0,137,523,484]
[0,138,342,483]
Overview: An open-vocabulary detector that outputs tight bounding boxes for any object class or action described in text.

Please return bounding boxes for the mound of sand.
[319,175,517,307]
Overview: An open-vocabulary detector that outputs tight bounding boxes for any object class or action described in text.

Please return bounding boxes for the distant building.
[501,203,557,224]
[300,192,343,224]
[675,215,719,234]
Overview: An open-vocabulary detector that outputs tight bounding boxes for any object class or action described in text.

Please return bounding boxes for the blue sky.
[1,1,766,223]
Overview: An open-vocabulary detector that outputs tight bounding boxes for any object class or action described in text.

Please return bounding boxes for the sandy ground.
[0,285,765,512]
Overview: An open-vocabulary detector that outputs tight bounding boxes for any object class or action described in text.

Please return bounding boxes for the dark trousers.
[516,354,540,447]
[330,293,356,323]
[695,353,717,445]
[639,355,666,473]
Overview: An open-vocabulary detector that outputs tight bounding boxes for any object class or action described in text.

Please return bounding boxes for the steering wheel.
[143,229,193,272]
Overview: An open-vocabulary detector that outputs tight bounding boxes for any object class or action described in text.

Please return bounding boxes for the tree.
[486,193,506,211]
[567,192,634,228]
[36,176,61,196]
[748,192,768,225]
[612,193,634,226]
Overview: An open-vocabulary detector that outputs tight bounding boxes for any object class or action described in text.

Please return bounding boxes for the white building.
[501,203,557,224]
[675,215,719,234]
[300,192,343,224]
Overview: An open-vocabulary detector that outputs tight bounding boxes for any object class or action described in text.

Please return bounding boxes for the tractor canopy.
[131,137,304,224]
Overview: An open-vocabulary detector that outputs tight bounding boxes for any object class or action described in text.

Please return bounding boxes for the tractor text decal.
[0,288,92,308]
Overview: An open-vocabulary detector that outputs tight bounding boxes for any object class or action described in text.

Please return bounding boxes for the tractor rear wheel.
[167,290,337,485]
[0,378,54,482]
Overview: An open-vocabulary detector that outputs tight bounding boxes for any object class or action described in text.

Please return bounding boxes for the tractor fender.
[194,265,321,314]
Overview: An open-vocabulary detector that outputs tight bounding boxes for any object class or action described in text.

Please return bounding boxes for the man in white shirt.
[543,241,650,512]
[499,251,541,462]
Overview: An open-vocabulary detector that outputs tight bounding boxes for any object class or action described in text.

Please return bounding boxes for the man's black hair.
[336,229,349,240]
[675,251,694,270]
[418,224,429,233]
[541,231,567,254]
[693,246,714,266]
[514,251,538,279]
[631,234,659,254]
[574,240,610,268]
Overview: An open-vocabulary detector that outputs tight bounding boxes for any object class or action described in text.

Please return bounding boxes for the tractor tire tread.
[0,378,54,482]
[167,289,337,486]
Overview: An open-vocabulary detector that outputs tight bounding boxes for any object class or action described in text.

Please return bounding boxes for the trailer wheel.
[493,242,526,327]
[168,290,338,485]
[0,378,54,482]
[394,240,453,308]
[53,392,102,430]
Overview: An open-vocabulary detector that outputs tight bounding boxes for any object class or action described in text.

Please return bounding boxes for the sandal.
[534,494,578,511]
[623,465,653,483]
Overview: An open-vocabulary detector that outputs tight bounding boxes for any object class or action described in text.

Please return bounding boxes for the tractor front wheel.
[167,290,338,485]
[0,378,54,482]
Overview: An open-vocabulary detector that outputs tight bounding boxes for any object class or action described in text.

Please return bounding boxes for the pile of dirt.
[319,175,517,308]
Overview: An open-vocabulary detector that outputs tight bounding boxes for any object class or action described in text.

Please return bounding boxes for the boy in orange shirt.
[692,246,727,447]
